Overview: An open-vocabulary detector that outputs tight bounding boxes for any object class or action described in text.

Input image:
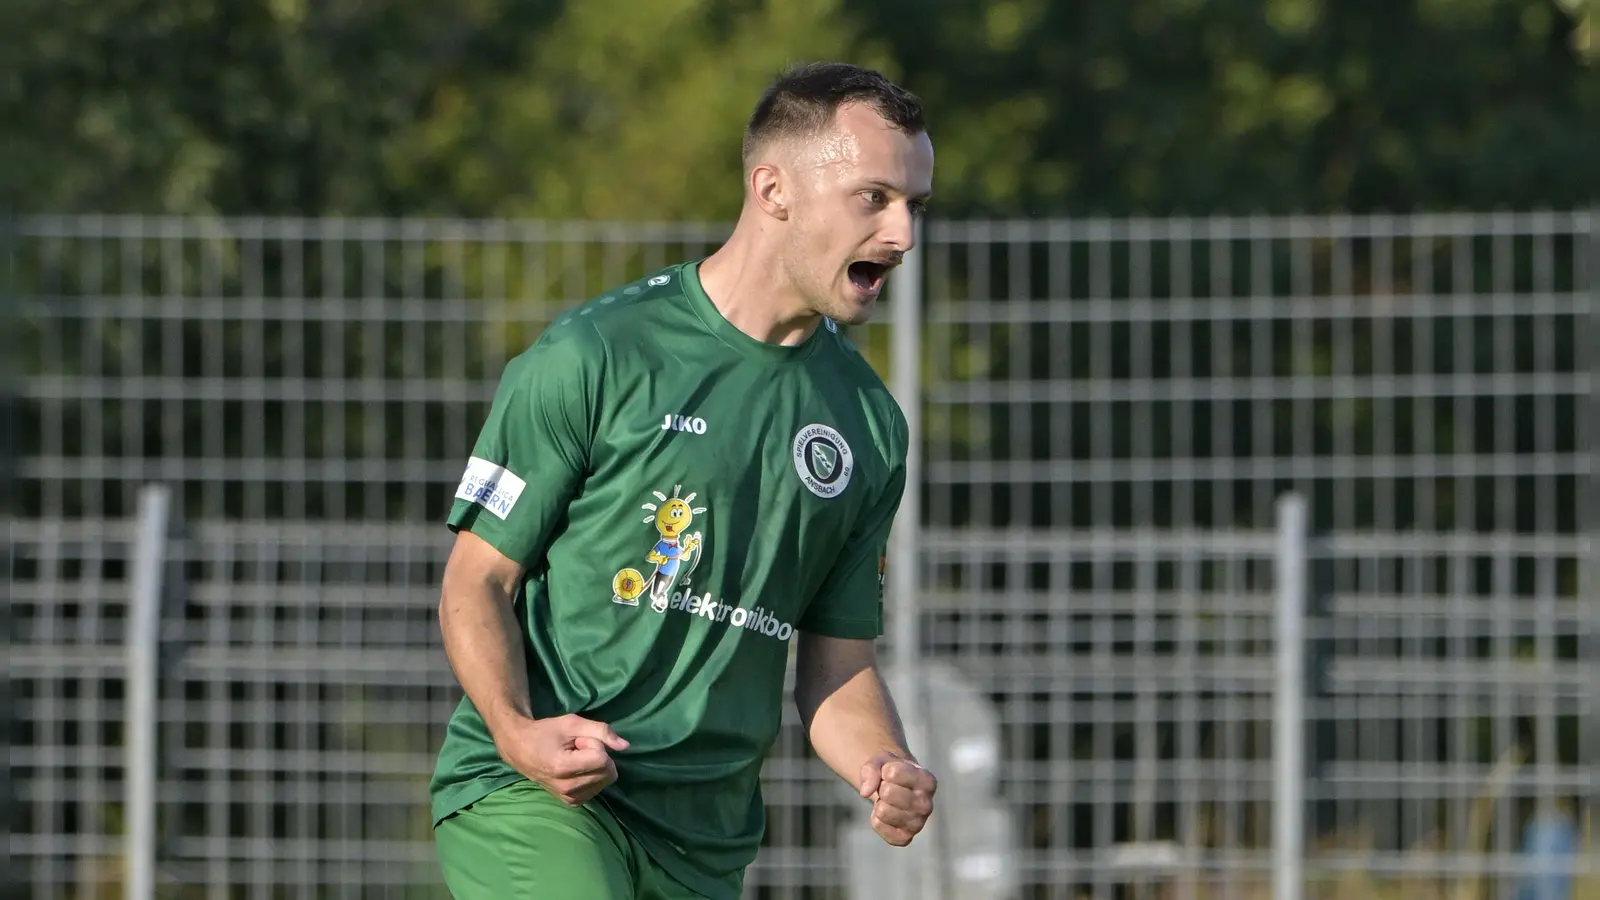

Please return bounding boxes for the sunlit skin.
[697,101,935,346]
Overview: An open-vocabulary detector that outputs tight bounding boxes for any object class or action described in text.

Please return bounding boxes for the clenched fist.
[857,752,937,847]
[494,713,630,807]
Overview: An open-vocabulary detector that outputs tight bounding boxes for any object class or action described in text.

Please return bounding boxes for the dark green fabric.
[434,779,728,900]
[430,259,907,897]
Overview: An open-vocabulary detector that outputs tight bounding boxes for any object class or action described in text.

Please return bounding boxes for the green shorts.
[433,779,716,900]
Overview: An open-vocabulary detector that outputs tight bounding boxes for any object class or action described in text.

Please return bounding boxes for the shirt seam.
[581,316,612,461]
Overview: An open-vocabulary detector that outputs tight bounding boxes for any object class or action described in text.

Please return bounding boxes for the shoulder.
[544,263,691,342]
[504,314,608,385]
[506,262,694,377]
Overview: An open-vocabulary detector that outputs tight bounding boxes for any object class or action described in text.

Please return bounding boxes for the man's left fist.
[857,752,937,847]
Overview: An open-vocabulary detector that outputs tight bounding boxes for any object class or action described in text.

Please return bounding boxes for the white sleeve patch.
[454,456,528,520]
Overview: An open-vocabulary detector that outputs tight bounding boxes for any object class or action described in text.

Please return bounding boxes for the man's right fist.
[494,713,630,807]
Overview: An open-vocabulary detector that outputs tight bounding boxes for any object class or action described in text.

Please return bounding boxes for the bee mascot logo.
[612,485,706,613]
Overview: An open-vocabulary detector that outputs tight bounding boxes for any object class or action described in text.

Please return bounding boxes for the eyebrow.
[861,178,933,202]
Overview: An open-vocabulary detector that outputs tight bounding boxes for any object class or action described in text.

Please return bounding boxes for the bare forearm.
[438,570,532,738]
[798,664,915,783]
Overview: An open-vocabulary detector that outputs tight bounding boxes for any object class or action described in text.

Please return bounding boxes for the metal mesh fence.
[915,213,1597,899]
[6,212,1597,899]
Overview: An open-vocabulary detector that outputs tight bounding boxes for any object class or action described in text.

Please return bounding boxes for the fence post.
[1273,493,1308,900]
[0,212,16,893]
[889,221,925,696]
[888,219,938,900]
[1584,208,1600,848]
[127,484,173,900]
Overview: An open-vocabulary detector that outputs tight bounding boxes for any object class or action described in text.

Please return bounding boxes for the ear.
[749,163,790,221]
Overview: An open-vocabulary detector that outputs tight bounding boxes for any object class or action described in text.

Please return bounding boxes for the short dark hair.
[742,62,925,164]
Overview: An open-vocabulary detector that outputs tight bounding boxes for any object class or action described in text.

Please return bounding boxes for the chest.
[587,354,882,534]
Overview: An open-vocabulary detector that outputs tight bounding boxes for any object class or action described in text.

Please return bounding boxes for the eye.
[860,190,887,208]
[909,200,928,217]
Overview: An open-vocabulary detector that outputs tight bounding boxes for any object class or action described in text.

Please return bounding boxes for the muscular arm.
[433,322,627,807]
[794,632,915,781]
[436,528,629,805]
[437,530,531,739]
[795,632,936,845]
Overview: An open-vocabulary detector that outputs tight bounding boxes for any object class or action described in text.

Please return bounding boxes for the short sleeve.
[797,417,908,639]
[446,321,605,569]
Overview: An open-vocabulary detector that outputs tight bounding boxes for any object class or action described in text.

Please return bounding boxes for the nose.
[880,204,917,252]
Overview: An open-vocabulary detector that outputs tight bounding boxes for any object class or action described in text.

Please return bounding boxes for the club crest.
[792,423,853,498]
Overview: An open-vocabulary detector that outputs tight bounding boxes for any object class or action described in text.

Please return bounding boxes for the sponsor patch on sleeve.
[454,456,527,520]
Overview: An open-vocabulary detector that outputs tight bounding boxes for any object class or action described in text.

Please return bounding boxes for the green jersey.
[429,260,907,900]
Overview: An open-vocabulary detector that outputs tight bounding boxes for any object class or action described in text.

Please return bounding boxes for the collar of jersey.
[679,259,825,364]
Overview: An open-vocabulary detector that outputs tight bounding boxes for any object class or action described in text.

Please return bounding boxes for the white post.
[889,221,924,687]
[888,220,931,900]
[1273,493,1307,900]
[127,484,172,900]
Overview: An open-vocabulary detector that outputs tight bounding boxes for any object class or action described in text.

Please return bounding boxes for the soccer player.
[429,61,938,900]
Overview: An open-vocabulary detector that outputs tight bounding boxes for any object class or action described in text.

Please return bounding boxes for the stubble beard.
[778,222,880,329]
[808,270,875,328]
[779,245,844,328]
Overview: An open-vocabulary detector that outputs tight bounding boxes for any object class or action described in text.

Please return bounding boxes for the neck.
[695,223,821,347]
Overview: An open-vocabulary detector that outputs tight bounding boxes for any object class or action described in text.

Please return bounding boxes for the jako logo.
[663,590,795,643]
[661,414,708,434]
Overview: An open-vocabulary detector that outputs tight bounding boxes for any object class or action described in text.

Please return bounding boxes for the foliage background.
[6,0,1596,220]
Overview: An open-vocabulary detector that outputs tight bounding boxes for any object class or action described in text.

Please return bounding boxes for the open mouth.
[847,260,891,294]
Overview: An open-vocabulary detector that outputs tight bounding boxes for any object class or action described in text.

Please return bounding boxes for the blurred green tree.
[385,0,892,220]
[1,0,883,218]
[7,0,1594,217]
[859,0,1600,216]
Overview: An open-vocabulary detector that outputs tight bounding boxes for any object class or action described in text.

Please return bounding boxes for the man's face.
[781,103,934,326]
